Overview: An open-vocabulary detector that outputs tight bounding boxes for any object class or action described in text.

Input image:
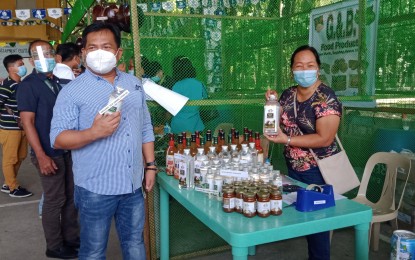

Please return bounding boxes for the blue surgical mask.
[34,58,56,73]
[293,70,318,88]
[151,76,161,83]
[17,65,27,77]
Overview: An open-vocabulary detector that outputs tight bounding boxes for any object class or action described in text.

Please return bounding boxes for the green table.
[158,173,372,260]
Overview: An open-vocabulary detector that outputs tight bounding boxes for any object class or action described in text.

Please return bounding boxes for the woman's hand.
[265,89,278,100]
[264,127,289,145]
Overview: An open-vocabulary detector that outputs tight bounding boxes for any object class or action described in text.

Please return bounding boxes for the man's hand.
[90,112,121,139]
[143,168,157,193]
[37,153,58,175]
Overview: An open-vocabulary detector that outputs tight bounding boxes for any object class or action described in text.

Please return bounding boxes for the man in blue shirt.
[17,40,79,259]
[50,23,156,259]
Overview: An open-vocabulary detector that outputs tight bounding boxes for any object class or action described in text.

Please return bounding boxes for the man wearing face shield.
[0,54,32,198]
[16,40,79,259]
[50,23,155,259]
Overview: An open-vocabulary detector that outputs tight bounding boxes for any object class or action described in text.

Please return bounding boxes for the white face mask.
[86,49,118,74]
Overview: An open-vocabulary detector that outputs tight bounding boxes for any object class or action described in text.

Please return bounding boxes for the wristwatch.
[146,161,157,167]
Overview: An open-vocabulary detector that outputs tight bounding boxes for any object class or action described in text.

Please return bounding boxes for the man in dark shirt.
[0,54,32,197]
[16,40,79,259]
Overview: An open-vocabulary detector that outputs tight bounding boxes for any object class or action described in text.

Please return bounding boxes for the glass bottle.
[178,149,194,189]
[190,134,198,157]
[249,142,258,165]
[182,132,187,148]
[242,132,249,146]
[230,144,240,163]
[234,130,242,151]
[222,188,235,213]
[240,145,253,165]
[270,188,283,216]
[243,191,257,218]
[219,145,231,166]
[213,136,220,154]
[174,135,184,179]
[255,132,264,164]
[263,94,281,135]
[230,128,236,144]
[227,133,232,151]
[219,130,226,147]
[165,133,177,176]
[195,131,201,147]
[204,130,212,154]
[195,148,208,188]
[248,130,254,143]
[207,146,218,162]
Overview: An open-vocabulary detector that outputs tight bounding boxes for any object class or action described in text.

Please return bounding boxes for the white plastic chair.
[352,152,412,251]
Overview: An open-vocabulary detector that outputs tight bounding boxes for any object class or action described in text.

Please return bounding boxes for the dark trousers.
[288,165,331,260]
[31,152,79,250]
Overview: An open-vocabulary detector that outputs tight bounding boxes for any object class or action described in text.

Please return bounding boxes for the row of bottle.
[165,128,265,176]
[223,184,283,218]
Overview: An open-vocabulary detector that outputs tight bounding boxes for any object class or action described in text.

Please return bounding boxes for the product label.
[223,198,235,209]
[257,201,271,214]
[166,155,174,175]
[270,199,282,211]
[263,104,280,133]
[257,154,264,164]
[235,198,243,210]
[178,161,187,188]
[243,201,256,215]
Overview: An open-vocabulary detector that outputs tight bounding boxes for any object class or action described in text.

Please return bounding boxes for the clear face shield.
[32,46,56,73]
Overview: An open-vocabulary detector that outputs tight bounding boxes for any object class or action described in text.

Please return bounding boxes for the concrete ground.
[0,154,391,259]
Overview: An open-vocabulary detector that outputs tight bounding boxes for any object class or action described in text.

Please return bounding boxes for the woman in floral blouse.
[265,45,342,260]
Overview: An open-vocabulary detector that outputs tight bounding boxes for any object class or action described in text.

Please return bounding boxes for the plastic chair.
[352,152,412,251]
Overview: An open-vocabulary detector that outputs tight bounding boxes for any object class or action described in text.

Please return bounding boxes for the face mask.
[17,65,27,77]
[293,70,318,88]
[128,70,135,75]
[151,76,161,83]
[34,58,56,73]
[86,49,117,74]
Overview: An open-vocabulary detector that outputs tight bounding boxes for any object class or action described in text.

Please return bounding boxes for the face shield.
[32,46,56,73]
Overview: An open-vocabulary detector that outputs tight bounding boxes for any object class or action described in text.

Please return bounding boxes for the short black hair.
[290,45,321,68]
[3,54,23,72]
[82,22,121,48]
[172,56,196,81]
[28,40,54,56]
[56,42,80,62]
[147,61,162,77]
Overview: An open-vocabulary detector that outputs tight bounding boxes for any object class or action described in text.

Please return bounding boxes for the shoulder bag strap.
[293,92,344,161]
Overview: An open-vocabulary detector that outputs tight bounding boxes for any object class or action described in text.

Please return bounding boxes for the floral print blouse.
[279,83,342,172]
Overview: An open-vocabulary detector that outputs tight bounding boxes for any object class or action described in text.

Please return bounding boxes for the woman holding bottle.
[265,45,342,260]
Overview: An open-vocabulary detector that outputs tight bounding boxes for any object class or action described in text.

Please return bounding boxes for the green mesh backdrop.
[64,0,415,258]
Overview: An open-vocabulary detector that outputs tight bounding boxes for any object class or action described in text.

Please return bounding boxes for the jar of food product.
[235,188,244,214]
[270,189,283,216]
[243,191,257,218]
[257,191,271,218]
[222,188,235,213]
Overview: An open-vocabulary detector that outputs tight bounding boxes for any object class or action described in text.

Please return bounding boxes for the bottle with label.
[234,130,242,151]
[182,132,187,148]
[255,132,264,164]
[248,130,254,143]
[195,148,208,188]
[248,142,258,165]
[178,149,194,189]
[207,146,218,162]
[165,133,177,176]
[240,145,253,165]
[242,132,249,146]
[219,145,231,166]
[190,134,198,157]
[204,130,212,154]
[174,135,184,179]
[230,144,240,163]
[263,94,281,135]
[195,131,201,147]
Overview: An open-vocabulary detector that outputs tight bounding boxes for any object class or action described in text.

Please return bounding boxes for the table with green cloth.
[158,173,372,260]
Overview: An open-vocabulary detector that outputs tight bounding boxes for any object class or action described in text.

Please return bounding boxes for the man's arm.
[142,141,156,192]
[53,112,121,150]
[20,111,57,175]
